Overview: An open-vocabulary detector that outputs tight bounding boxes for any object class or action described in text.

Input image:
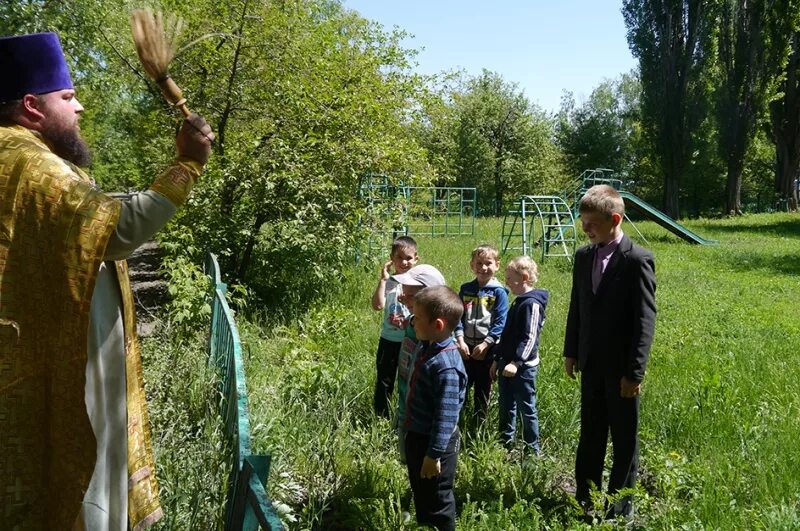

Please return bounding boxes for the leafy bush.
[161,253,211,335]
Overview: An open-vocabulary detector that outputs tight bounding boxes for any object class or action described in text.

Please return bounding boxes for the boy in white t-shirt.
[370,236,418,417]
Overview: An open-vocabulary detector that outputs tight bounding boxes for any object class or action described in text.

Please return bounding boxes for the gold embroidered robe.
[0,125,200,529]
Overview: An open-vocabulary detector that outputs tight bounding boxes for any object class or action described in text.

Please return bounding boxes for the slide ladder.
[501,195,577,261]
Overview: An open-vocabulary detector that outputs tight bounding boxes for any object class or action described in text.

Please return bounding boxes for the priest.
[0,32,213,530]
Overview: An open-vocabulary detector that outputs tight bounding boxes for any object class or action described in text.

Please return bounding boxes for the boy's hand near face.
[456,338,470,360]
[371,260,393,310]
[471,341,489,360]
[380,259,393,281]
[502,363,517,378]
[421,456,441,478]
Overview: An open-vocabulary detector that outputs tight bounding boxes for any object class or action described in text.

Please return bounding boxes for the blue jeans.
[498,364,539,453]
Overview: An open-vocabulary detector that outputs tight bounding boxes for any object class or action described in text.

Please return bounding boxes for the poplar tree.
[715,0,796,214]
[769,31,800,211]
[622,0,714,218]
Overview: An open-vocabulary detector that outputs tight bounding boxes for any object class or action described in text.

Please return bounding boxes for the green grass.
[142,328,228,530]
[151,212,800,529]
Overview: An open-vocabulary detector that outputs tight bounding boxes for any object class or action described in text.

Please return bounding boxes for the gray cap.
[391,264,446,287]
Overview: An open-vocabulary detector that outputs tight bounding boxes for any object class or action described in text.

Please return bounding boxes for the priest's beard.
[40,101,92,168]
[41,119,92,168]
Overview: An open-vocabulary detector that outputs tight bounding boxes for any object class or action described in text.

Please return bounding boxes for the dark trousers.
[575,369,639,516]
[373,337,402,417]
[464,343,494,421]
[405,428,460,531]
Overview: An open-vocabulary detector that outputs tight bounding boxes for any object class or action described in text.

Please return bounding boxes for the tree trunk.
[775,146,799,211]
[663,172,681,218]
[770,34,800,212]
[218,0,251,216]
[725,155,744,215]
[237,209,269,280]
[660,113,684,219]
[722,107,747,215]
[494,147,503,214]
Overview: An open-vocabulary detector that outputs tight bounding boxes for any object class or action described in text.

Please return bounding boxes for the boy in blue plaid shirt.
[403,285,466,531]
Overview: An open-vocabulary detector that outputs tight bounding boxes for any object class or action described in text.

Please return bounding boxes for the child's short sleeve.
[381,279,410,341]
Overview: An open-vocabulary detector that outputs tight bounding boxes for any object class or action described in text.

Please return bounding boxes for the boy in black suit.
[563,185,657,520]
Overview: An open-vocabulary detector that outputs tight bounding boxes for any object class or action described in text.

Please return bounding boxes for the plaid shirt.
[404,337,467,458]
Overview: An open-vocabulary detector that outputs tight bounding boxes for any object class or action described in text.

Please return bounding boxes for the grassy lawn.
[199,212,800,529]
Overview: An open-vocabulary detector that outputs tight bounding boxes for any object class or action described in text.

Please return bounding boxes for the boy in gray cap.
[390,264,446,463]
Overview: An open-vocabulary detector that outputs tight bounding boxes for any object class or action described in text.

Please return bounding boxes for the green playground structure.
[501,168,717,261]
[501,195,578,262]
[357,173,406,261]
[618,191,718,245]
[357,173,477,261]
[403,186,477,237]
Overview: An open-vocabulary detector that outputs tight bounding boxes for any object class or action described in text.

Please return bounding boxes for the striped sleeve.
[427,367,462,458]
[514,301,540,363]
[454,284,467,338]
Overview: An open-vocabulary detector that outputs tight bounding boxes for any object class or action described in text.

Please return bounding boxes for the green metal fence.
[206,253,284,531]
[403,186,477,237]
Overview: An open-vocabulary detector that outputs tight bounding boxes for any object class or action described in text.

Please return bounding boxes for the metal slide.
[619,192,718,245]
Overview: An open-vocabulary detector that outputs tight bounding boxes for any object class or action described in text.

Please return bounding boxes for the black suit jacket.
[563,234,656,383]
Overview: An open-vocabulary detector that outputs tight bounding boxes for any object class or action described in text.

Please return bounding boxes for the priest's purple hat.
[0,32,74,103]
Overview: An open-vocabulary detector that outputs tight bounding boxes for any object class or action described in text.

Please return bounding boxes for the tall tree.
[408,73,462,185]
[451,70,565,213]
[557,72,643,180]
[175,0,434,292]
[457,71,530,210]
[716,0,796,214]
[623,0,713,218]
[769,31,800,211]
[1,0,434,304]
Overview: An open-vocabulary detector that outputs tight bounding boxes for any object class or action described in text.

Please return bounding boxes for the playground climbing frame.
[501,195,577,262]
[357,174,477,261]
[403,186,476,237]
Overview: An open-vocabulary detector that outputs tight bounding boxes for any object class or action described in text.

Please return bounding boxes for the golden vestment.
[0,125,200,529]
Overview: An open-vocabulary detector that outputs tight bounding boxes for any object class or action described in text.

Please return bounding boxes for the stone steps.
[127,241,169,337]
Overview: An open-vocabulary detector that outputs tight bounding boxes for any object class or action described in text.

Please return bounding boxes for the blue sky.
[343,0,637,114]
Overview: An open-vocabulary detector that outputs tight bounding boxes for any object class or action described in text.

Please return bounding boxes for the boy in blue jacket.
[492,256,548,455]
[455,245,509,422]
[404,285,466,531]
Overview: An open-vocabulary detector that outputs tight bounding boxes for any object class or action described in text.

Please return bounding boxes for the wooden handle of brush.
[156,76,191,117]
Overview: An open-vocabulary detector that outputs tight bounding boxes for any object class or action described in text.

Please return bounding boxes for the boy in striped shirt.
[403,286,466,531]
